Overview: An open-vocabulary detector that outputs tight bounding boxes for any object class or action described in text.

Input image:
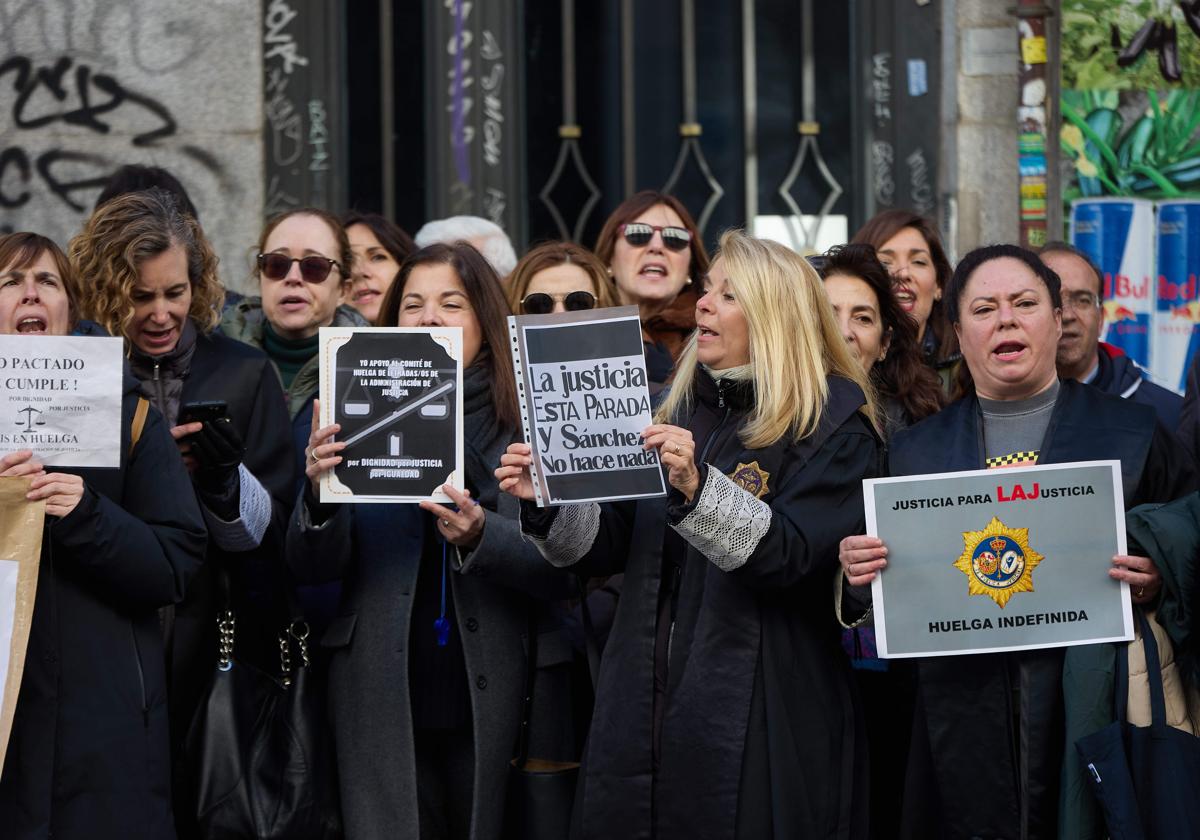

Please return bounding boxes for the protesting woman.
[852,209,961,392]
[838,244,1195,838]
[220,207,368,478]
[0,233,207,839]
[69,188,295,834]
[593,191,709,385]
[506,240,618,316]
[498,230,879,839]
[291,242,575,840]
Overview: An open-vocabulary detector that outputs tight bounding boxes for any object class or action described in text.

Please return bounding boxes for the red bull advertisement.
[1153,200,1200,394]
[1070,198,1155,370]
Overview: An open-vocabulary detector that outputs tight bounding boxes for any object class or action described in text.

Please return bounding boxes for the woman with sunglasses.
[498,230,878,839]
[221,207,368,479]
[851,209,961,395]
[342,210,416,325]
[506,240,618,316]
[69,189,296,833]
[594,191,709,385]
[293,242,576,840]
[0,232,207,840]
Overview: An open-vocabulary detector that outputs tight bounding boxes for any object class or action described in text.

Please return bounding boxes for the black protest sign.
[319,328,464,503]
[510,306,666,506]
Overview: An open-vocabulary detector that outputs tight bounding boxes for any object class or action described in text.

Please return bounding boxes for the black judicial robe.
[529,371,878,840]
[887,379,1194,840]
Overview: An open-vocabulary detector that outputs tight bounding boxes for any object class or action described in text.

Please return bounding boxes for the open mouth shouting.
[894,286,916,312]
[638,261,669,281]
[992,340,1027,362]
[15,315,47,334]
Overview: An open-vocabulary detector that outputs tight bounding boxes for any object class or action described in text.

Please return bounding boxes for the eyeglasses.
[619,223,692,252]
[257,252,343,284]
[1061,291,1101,311]
[520,290,597,315]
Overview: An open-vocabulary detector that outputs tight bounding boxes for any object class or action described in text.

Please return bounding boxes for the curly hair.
[70,187,223,344]
[505,240,619,313]
[821,243,943,426]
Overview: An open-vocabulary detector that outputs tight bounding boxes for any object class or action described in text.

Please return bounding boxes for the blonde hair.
[70,188,223,344]
[656,230,878,448]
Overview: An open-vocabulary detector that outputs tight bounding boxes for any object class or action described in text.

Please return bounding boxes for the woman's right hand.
[305,399,344,496]
[840,535,888,587]
[495,442,535,501]
[0,450,44,479]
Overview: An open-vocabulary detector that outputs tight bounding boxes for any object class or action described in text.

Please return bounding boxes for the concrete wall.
[951,0,1020,253]
[0,0,264,293]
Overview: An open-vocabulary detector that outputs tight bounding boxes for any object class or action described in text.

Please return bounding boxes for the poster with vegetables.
[1061,1,1200,205]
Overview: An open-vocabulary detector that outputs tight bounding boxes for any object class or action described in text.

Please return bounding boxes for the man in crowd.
[1041,241,1182,430]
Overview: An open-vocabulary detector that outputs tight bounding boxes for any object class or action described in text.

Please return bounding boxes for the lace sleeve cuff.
[525,502,601,567]
[670,468,771,572]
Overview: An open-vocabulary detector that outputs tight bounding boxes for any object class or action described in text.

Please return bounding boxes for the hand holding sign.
[495,442,536,501]
[641,424,699,502]
[419,484,485,548]
[305,399,345,496]
[26,472,83,517]
[0,450,43,480]
[1110,554,1161,604]
[839,535,889,587]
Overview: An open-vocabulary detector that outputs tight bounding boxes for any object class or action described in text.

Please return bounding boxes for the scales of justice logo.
[953,516,1043,608]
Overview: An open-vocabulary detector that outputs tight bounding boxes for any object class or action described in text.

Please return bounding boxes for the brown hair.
[505,240,619,313]
[821,243,943,426]
[70,188,223,343]
[594,191,709,300]
[379,242,521,432]
[254,207,352,287]
[341,211,416,265]
[851,209,958,364]
[0,232,80,328]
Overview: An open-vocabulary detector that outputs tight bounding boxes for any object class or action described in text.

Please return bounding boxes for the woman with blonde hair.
[70,188,295,836]
[506,240,618,315]
[497,230,879,839]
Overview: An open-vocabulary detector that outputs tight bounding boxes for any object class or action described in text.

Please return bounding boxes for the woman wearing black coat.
[498,230,880,839]
[295,242,575,840]
[69,190,295,833]
[0,232,207,839]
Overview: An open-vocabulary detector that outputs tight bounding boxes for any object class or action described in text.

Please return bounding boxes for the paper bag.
[0,477,43,780]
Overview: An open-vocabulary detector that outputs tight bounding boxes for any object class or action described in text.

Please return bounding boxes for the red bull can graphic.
[1152,200,1200,394]
[1070,198,1155,370]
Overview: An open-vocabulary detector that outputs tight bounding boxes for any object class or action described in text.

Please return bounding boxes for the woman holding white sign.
[0,233,207,839]
[837,244,1195,839]
[497,230,880,839]
[293,242,576,840]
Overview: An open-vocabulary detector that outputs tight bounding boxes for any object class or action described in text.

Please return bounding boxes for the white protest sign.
[509,306,667,506]
[0,335,123,468]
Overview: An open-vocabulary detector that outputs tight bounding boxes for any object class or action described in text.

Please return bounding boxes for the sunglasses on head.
[520,290,597,315]
[619,222,692,252]
[257,252,343,284]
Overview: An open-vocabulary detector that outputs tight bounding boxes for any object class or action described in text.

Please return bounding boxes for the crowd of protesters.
[1,162,1199,840]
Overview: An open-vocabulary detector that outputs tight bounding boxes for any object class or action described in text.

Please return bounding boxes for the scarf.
[462,357,511,511]
[129,318,199,426]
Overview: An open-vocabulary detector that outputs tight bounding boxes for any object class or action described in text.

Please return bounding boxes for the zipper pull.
[717,382,725,408]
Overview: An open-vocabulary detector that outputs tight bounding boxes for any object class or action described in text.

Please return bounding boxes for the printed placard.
[509,306,666,506]
[866,461,1132,658]
[319,327,464,504]
[0,335,122,468]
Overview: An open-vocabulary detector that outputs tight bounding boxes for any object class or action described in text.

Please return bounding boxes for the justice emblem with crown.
[953,517,1043,608]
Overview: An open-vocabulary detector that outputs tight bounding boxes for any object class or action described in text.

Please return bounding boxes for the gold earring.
[685,276,693,285]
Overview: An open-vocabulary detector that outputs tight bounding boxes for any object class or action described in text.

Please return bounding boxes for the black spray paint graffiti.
[0,54,220,212]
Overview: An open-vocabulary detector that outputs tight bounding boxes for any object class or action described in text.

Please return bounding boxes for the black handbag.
[505,585,599,840]
[184,573,342,840]
[1075,610,1200,840]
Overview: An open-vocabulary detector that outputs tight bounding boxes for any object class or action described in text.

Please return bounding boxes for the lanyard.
[434,539,450,647]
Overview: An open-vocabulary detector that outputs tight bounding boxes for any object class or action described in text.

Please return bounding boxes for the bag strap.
[129,396,150,457]
[1136,609,1168,726]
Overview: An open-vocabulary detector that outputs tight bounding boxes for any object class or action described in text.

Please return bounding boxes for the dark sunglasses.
[619,222,692,252]
[257,252,343,284]
[520,290,597,315]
